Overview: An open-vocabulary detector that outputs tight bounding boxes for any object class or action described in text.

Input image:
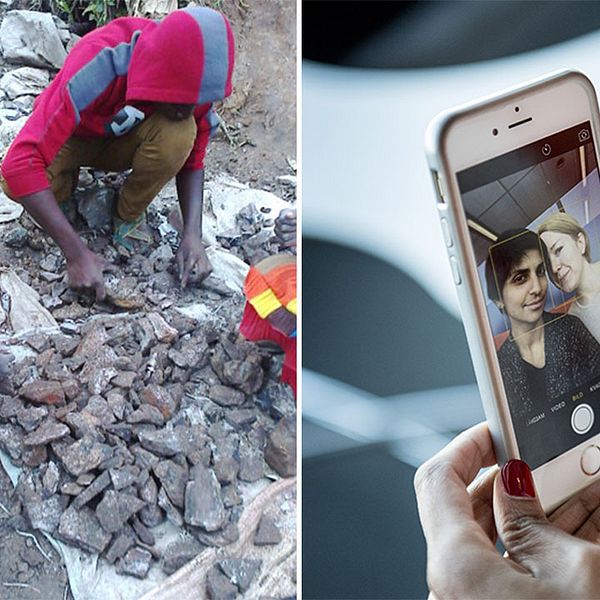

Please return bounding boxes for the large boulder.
[0,11,67,69]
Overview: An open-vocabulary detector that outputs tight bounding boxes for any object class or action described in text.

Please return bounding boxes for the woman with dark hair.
[485,229,600,429]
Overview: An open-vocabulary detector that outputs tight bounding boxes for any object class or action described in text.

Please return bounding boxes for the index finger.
[415,423,496,548]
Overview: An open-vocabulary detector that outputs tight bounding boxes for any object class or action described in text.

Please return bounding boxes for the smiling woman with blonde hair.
[538,211,600,342]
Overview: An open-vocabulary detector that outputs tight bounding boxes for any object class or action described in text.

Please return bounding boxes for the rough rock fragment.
[140,384,177,419]
[219,558,262,593]
[16,405,48,432]
[138,428,183,457]
[20,380,65,405]
[117,546,152,579]
[224,408,257,428]
[61,436,112,476]
[147,312,178,343]
[0,66,50,99]
[96,491,146,533]
[112,371,137,389]
[71,471,111,509]
[162,537,205,575]
[254,514,282,546]
[0,11,67,69]
[131,515,155,546]
[105,525,136,564]
[184,465,226,532]
[153,459,188,508]
[0,423,24,460]
[157,486,183,527]
[23,419,69,446]
[193,522,239,548]
[42,461,60,496]
[264,417,296,477]
[223,358,264,395]
[206,565,237,600]
[58,506,111,554]
[126,404,164,426]
[209,384,245,407]
[5,225,28,248]
[77,186,115,231]
[109,465,140,491]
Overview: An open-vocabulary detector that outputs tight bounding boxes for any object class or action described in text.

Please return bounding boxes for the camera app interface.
[458,122,600,468]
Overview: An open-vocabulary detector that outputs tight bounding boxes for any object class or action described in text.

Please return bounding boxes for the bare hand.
[176,233,212,288]
[414,423,600,599]
[274,208,297,248]
[66,249,110,302]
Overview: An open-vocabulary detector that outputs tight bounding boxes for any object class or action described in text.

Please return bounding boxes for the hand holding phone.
[426,70,600,511]
[415,423,600,599]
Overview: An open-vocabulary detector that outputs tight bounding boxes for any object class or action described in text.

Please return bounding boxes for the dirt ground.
[0,0,297,598]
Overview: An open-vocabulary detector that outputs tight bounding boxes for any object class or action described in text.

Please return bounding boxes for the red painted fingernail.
[501,459,535,498]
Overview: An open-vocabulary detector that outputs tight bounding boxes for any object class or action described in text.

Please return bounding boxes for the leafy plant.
[31,0,130,26]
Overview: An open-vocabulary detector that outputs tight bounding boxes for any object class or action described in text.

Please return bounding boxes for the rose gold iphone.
[426,69,600,511]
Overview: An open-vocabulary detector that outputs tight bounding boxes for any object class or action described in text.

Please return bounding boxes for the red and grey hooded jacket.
[1,7,235,198]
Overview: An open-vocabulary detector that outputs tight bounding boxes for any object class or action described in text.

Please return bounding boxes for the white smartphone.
[426,69,600,512]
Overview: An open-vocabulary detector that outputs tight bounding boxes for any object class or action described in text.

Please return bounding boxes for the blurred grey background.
[302,2,600,598]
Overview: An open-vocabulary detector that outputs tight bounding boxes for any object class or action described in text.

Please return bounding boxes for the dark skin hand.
[274,208,297,249]
[175,168,212,288]
[20,188,109,301]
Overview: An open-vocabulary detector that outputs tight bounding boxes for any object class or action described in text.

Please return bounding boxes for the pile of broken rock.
[0,309,296,580]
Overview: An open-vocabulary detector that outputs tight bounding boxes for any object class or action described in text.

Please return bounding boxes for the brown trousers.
[2,112,197,222]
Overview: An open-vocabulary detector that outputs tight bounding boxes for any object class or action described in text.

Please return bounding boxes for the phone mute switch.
[449,256,462,285]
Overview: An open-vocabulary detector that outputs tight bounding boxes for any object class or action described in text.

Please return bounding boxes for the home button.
[581,445,600,476]
[572,403,594,435]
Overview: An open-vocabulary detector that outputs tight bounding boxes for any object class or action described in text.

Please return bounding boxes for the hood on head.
[126,7,234,106]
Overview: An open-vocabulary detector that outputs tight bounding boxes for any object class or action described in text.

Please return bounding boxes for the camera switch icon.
[579,129,591,143]
[541,143,552,157]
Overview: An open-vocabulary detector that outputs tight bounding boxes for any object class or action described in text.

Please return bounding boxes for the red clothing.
[1,7,234,198]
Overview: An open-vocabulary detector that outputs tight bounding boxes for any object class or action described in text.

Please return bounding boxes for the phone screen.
[457,122,600,468]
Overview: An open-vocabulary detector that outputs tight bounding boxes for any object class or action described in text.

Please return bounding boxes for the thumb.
[494,459,569,578]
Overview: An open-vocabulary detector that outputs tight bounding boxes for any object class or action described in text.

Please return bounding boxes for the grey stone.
[84,395,115,426]
[139,504,165,528]
[193,522,239,548]
[25,494,63,533]
[112,371,136,389]
[106,390,128,421]
[0,67,49,99]
[105,525,136,564]
[58,507,111,554]
[64,411,101,439]
[221,485,241,509]
[117,546,152,579]
[42,461,60,496]
[254,514,282,546]
[157,487,183,527]
[0,423,23,460]
[219,558,262,593]
[131,515,155,545]
[0,395,23,419]
[96,491,146,533]
[209,384,245,407]
[23,419,69,446]
[153,459,188,508]
[148,245,174,272]
[162,537,205,575]
[140,384,177,420]
[131,445,160,470]
[16,405,48,432]
[238,439,264,482]
[109,465,140,491]
[5,225,28,248]
[61,482,83,496]
[206,566,237,600]
[0,11,67,69]
[184,465,226,532]
[213,451,239,485]
[126,404,164,426]
[76,186,115,231]
[71,471,111,509]
[264,417,296,477]
[224,408,257,429]
[61,436,113,476]
[138,428,183,457]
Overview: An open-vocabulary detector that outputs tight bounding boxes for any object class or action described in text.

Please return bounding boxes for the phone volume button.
[449,256,462,285]
[440,218,453,248]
